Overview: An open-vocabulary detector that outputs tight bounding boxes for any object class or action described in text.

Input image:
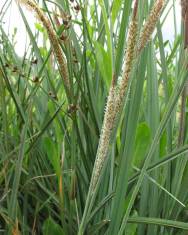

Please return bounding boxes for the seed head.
[137,0,165,53]
[17,0,70,92]
[115,0,139,112]
[91,85,117,189]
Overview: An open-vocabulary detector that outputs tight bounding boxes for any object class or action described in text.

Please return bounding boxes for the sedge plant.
[1,0,188,235]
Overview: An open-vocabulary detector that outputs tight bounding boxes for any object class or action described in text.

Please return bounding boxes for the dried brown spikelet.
[63,19,69,26]
[137,0,164,53]
[12,66,18,73]
[61,12,72,28]
[74,4,81,12]
[31,58,38,64]
[67,103,78,113]
[60,33,68,41]
[32,76,39,83]
[53,12,61,28]
[17,0,70,91]
[73,59,78,63]
[48,91,58,100]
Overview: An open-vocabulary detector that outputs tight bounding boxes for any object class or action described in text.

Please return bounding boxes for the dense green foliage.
[1,0,188,234]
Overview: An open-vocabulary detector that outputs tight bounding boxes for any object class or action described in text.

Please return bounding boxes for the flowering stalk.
[137,0,164,53]
[117,0,165,109]
[17,0,70,92]
[91,1,139,190]
[90,0,140,193]
[91,79,117,188]
[77,3,139,234]
[78,0,166,233]
[115,1,138,113]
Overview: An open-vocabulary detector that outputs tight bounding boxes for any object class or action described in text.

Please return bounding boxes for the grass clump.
[1,0,188,235]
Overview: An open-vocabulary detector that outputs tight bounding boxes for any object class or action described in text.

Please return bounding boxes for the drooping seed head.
[17,0,70,92]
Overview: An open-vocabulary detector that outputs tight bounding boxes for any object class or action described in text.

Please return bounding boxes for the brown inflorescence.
[137,0,165,53]
[17,0,70,92]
